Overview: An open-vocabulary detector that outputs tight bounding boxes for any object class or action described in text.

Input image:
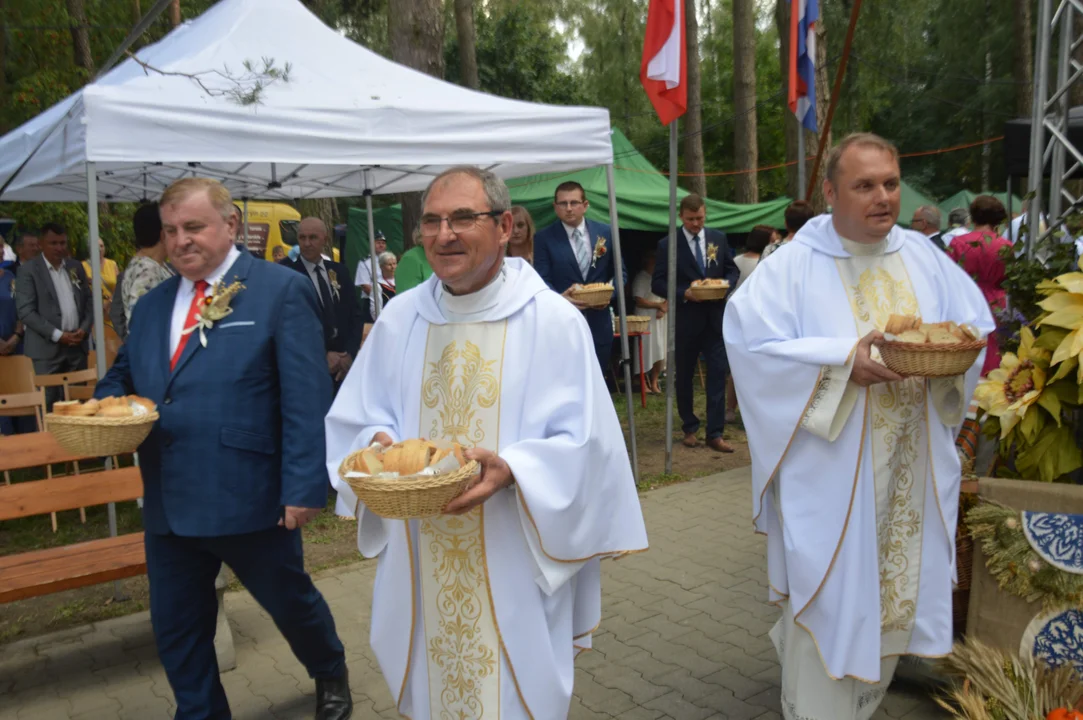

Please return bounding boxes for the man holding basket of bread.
[95,178,353,720]
[723,133,995,720]
[326,166,648,720]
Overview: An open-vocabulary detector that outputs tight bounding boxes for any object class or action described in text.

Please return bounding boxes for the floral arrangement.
[935,636,1082,720]
[974,258,1083,483]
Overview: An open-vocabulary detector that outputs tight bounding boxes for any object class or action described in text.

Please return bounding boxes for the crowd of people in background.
[0,182,1072,440]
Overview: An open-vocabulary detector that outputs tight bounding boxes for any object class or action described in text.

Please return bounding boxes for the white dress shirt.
[354,256,384,300]
[682,226,707,268]
[300,255,331,305]
[170,246,240,358]
[563,220,592,276]
[46,260,80,342]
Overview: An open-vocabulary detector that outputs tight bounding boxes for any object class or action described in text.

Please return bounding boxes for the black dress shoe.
[316,669,353,720]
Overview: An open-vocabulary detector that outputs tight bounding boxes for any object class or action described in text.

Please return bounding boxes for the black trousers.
[675,327,729,439]
[145,527,346,719]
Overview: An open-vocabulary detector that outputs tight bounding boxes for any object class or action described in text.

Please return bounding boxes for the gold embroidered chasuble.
[834,237,928,654]
[417,320,508,719]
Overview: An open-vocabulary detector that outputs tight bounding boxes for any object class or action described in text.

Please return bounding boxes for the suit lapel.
[677,230,704,279]
[168,253,254,388]
[35,257,59,305]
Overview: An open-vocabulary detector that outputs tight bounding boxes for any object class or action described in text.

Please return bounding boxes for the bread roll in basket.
[688,278,730,301]
[46,395,159,456]
[567,283,614,309]
[337,439,480,519]
[878,314,985,377]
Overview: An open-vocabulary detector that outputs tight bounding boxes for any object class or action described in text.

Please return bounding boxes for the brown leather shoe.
[682,433,699,448]
[707,437,735,453]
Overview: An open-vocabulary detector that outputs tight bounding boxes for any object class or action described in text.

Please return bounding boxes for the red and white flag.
[640,0,687,126]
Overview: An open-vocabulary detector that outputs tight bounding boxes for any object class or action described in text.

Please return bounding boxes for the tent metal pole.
[605,164,638,486]
[364,168,381,318]
[665,121,678,475]
[242,197,249,254]
[1027,0,1052,260]
[87,162,121,601]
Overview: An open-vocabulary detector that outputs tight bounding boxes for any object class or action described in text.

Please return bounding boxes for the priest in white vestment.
[326,166,649,720]
[723,134,994,720]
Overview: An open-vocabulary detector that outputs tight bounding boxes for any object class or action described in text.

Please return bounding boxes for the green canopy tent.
[897,181,939,229]
[346,128,793,274]
[937,190,1025,228]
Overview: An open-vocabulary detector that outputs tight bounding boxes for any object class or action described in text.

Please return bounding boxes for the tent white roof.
[0,0,613,203]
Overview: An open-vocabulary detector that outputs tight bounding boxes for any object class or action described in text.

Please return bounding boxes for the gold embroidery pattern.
[422,340,500,445]
[421,510,499,719]
[847,266,919,329]
[418,329,505,719]
[870,380,926,632]
[801,367,833,428]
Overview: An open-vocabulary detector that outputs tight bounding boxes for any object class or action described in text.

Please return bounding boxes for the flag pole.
[664,119,678,475]
[797,128,806,201]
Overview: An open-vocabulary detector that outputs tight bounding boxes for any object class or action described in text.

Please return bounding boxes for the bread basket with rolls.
[567,283,614,309]
[614,315,651,334]
[45,396,159,456]
[337,439,480,519]
[878,314,986,377]
[687,278,730,301]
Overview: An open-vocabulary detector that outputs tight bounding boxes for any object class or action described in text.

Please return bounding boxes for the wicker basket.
[338,458,480,519]
[615,315,651,334]
[569,285,614,308]
[688,284,729,301]
[46,412,159,457]
[879,339,985,378]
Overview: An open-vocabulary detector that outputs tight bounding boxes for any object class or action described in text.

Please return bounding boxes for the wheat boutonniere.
[68,268,82,289]
[181,280,246,348]
[591,236,608,268]
[327,268,341,300]
[706,243,719,267]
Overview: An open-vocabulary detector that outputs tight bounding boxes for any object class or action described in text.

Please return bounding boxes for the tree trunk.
[807,20,830,212]
[131,0,141,23]
[389,0,446,247]
[732,0,758,203]
[775,0,800,200]
[1015,0,1033,116]
[170,0,181,27]
[0,0,7,107]
[66,0,94,75]
[454,0,479,89]
[683,0,707,197]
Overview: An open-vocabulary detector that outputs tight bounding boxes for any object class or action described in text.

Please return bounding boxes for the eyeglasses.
[555,201,584,209]
[419,210,504,237]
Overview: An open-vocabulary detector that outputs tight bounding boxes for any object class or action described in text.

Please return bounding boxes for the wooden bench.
[0,468,146,602]
[0,434,236,670]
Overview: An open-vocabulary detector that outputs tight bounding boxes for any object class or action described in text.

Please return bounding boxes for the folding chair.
[0,389,46,488]
[34,368,100,527]
[0,356,38,435]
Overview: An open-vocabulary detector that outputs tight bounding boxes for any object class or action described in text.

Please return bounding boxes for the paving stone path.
[0,467,950,719]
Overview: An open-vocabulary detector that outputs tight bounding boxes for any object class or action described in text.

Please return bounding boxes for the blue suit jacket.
[278,257,362,357]
[652,228,740,337]
[96,252,333,537]
[533,218,627,346]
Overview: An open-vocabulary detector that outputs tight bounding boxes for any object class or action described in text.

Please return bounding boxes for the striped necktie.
[572,227,590,277]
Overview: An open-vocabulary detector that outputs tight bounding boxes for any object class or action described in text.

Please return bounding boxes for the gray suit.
[16,255,92,405]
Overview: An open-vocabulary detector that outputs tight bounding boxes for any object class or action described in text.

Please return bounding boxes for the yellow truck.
[234,201,339,262]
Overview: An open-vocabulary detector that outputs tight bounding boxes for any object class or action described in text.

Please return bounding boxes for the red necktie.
[171,280,208,371]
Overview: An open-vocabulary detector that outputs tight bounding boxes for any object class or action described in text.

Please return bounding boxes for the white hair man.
[910,205,947,251]
[724,134,994,720]
[326,166,648,719]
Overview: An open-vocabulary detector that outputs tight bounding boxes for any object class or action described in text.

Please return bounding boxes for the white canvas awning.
[0,0,612,202]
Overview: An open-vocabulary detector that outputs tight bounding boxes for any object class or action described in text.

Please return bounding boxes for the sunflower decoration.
[1036,257,1083,384]
[974,326,1049,439]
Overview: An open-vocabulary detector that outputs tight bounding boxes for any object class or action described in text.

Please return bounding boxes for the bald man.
[910,205,946,251]
[280,217,362,388]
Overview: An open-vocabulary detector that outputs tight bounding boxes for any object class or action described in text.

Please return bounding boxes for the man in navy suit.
[96,178,353,720]
[279,217,362,390]
[534,180,627,375]
[653,193,739,453]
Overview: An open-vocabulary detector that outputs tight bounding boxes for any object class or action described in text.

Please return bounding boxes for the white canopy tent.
[0,0,641,479]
